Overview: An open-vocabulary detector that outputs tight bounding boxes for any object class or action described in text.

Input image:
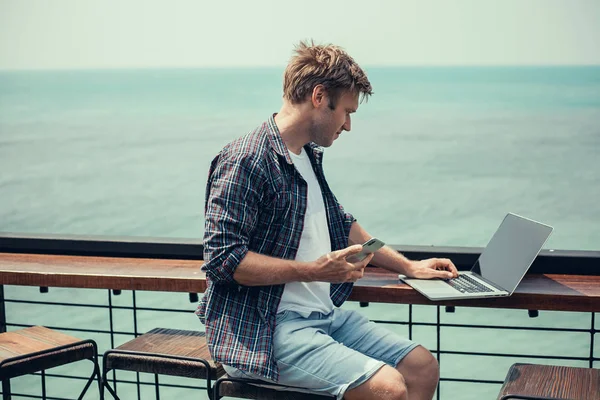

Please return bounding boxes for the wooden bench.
[0,326,102,400]
[497,363,600,400]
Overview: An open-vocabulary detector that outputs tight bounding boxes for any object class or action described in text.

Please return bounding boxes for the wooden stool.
[213,376,336,399]
[498,363,600,400]
[102,328,223,399]
[0,326,102,400]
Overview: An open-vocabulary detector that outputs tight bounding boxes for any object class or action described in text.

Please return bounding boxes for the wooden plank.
[497,363,600,399]
[0,253,206,292]
[0,253,599,311]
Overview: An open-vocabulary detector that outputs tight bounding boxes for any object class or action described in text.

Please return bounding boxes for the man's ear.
[311,85,327,108]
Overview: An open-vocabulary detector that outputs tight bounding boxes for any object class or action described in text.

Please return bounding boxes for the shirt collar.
[267,114,324,165]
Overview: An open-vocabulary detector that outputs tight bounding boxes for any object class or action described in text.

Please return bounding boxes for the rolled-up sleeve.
[334,195,356,242]
[202,153,264,284]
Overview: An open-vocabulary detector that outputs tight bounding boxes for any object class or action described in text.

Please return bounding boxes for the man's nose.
[343,115,351,132]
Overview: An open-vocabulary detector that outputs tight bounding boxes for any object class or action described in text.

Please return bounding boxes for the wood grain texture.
[0,326,95,379]
[0,252,206,292]
[0,326,82,361]
[106,328,223,379]
[1,253,599,311]
[497,363,600,399]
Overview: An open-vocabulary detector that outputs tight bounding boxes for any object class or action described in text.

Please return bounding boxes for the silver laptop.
[402,213,553,301]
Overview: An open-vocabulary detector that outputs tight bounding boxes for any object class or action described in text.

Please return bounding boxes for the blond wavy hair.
[283,40,372,108]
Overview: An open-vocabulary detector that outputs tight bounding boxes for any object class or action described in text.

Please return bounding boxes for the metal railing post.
[0,285,6,333]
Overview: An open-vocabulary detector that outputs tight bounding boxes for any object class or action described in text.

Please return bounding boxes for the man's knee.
[419,349,440,376]
[397,346,440,385]
[345,365,408,400]
[375,378,407,400]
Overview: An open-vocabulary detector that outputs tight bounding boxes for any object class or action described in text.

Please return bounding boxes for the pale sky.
[1,0,599,70]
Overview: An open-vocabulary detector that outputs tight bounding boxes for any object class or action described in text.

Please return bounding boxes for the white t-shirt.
[277,147,334,317]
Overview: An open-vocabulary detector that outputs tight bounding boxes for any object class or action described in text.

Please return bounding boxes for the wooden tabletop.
[497,363,600,400]
[1,252,599,312]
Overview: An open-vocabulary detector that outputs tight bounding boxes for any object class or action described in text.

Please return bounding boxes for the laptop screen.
[471,213,553,293]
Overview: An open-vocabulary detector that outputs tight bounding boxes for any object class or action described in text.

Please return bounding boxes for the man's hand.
[307,245,374,283]
[405,258,459,280]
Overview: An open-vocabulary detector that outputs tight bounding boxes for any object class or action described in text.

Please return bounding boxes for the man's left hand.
[405,258,459,280]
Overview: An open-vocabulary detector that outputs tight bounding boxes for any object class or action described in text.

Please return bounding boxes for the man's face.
[309,90,359,148]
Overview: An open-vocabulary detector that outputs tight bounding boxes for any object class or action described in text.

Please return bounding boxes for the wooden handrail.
[1,253,599,312]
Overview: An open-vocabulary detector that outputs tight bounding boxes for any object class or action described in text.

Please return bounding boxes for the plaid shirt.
[196,115,356,381]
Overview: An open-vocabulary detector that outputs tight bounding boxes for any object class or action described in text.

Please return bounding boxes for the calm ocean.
[1,67,599,399]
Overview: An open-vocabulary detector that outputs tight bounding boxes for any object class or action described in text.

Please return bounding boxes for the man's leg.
[224,310,407,399]
[330,309,439,400]
[344,365,407,400]
[344,346,438,400]
[395,345,439,400]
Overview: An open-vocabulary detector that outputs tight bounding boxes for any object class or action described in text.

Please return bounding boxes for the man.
[197,41,458,400]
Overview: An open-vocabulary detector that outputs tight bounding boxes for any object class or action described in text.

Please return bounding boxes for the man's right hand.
[306,245,373,283]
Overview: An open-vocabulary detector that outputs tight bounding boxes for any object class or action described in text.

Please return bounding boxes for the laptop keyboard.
[445,274,494,293]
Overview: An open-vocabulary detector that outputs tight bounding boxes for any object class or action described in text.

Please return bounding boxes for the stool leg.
[154,374,160,400]
[97,362,104,400]
[212,378,221,400]
[41,370,46,400]
[2,380,11,400]
[102,371,120,400]
[78,358,102,400]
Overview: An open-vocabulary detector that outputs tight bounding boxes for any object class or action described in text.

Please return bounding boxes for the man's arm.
[349,222,459,279]
[232,246,373,286]
[203,152,373,287]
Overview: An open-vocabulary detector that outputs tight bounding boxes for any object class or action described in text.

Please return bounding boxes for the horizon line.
[1,63,600,72]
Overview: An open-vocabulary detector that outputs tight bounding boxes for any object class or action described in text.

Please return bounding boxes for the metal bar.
[590,312,596,369]
[439,350,595,361]
[439,377,504,384]
[2,394,70,400]
[437,305,441,400]
[133,291,141,400]
[41,370,46,400]
[370,319,594,333]
[0,285,5,334]
[6,319,596,343]
[408,304,413,340]
[2,379,11,400]
[108,289,117,395]
[4,299,193,314]
[154,374,160,400]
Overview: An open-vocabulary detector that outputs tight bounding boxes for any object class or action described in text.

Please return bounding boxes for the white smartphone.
[347,238,385,263]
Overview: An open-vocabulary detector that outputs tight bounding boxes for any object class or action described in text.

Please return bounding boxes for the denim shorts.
[223,308,418,399]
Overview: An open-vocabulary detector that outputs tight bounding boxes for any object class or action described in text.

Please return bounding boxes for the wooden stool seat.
[498,363,600,400]
[0,326,102,399]
[102,328,223,399]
